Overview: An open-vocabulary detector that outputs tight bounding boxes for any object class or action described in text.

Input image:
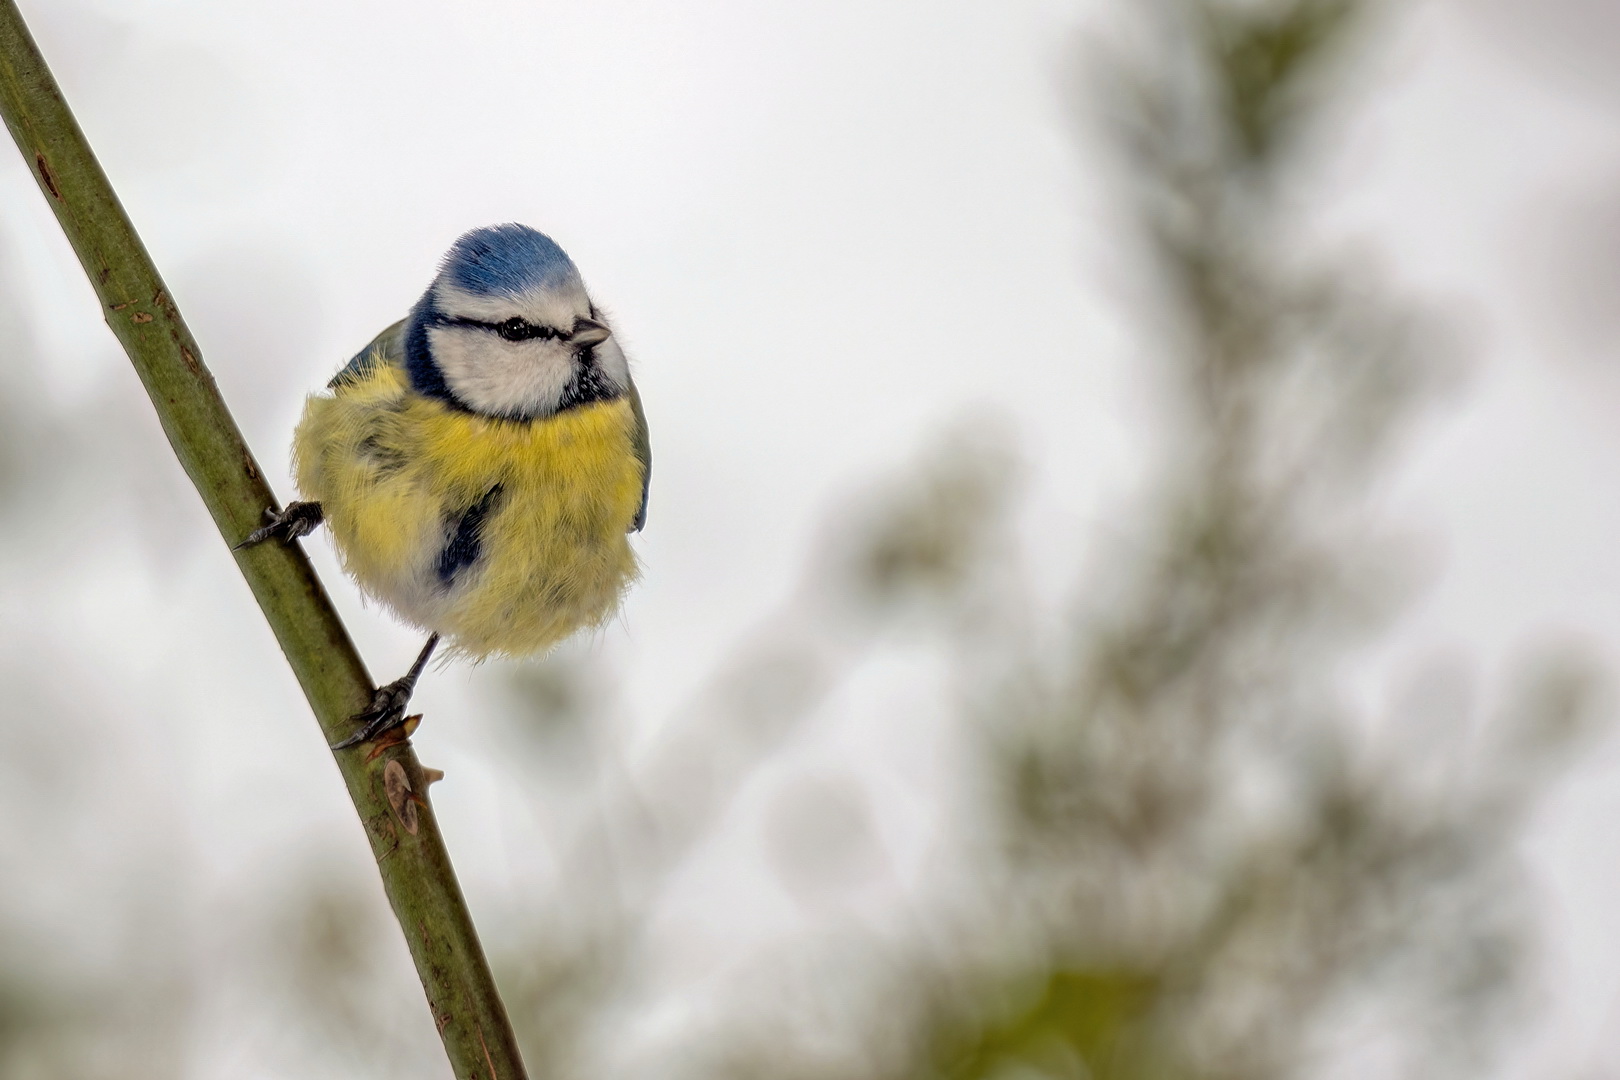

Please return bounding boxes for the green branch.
[0,5,528,1077]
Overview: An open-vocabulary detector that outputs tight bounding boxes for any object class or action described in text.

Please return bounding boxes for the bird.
[239,224,650,749]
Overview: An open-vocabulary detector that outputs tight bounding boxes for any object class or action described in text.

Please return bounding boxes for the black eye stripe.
[435,314,557,341]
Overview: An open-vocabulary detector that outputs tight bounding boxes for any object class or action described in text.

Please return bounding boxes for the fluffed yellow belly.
[292,362,643,659]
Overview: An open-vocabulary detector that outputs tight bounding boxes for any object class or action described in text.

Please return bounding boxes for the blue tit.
[240,224,650,748]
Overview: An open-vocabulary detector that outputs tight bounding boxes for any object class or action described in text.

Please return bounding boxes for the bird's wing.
[328,318,408,390]
[627,377,651,533]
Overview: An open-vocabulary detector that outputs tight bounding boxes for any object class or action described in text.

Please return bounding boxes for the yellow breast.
[293,362,644,659]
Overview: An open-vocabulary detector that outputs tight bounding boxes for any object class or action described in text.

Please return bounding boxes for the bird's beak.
[570,317,611,347]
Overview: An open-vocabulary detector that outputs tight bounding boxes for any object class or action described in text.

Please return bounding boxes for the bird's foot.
[332,680,418,750]
[235,501,324,549]
[331,634,440,750]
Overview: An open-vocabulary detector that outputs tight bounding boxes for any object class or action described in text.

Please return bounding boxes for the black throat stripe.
[556,356,621,415]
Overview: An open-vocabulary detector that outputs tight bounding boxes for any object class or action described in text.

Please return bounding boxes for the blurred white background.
[3,0,1620,1076]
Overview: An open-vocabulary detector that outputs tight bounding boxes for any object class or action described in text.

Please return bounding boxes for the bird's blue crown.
[440,223,581,298]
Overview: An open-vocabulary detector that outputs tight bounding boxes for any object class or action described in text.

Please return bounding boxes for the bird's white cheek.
[429,328,573,417]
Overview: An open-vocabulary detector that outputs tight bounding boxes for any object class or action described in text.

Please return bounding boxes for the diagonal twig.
[0,4,527,1076]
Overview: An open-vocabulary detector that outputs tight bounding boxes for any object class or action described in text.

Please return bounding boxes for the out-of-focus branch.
[0,5,526,1077]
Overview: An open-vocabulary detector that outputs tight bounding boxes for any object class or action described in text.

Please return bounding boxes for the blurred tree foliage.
[679,2,1603,1079]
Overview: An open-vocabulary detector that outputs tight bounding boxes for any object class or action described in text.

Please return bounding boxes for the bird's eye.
[491,318,556,342]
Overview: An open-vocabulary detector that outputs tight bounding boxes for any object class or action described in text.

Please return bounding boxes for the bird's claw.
[330,636,439,751]
[332,680,416,750]
[235,501,324,550]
